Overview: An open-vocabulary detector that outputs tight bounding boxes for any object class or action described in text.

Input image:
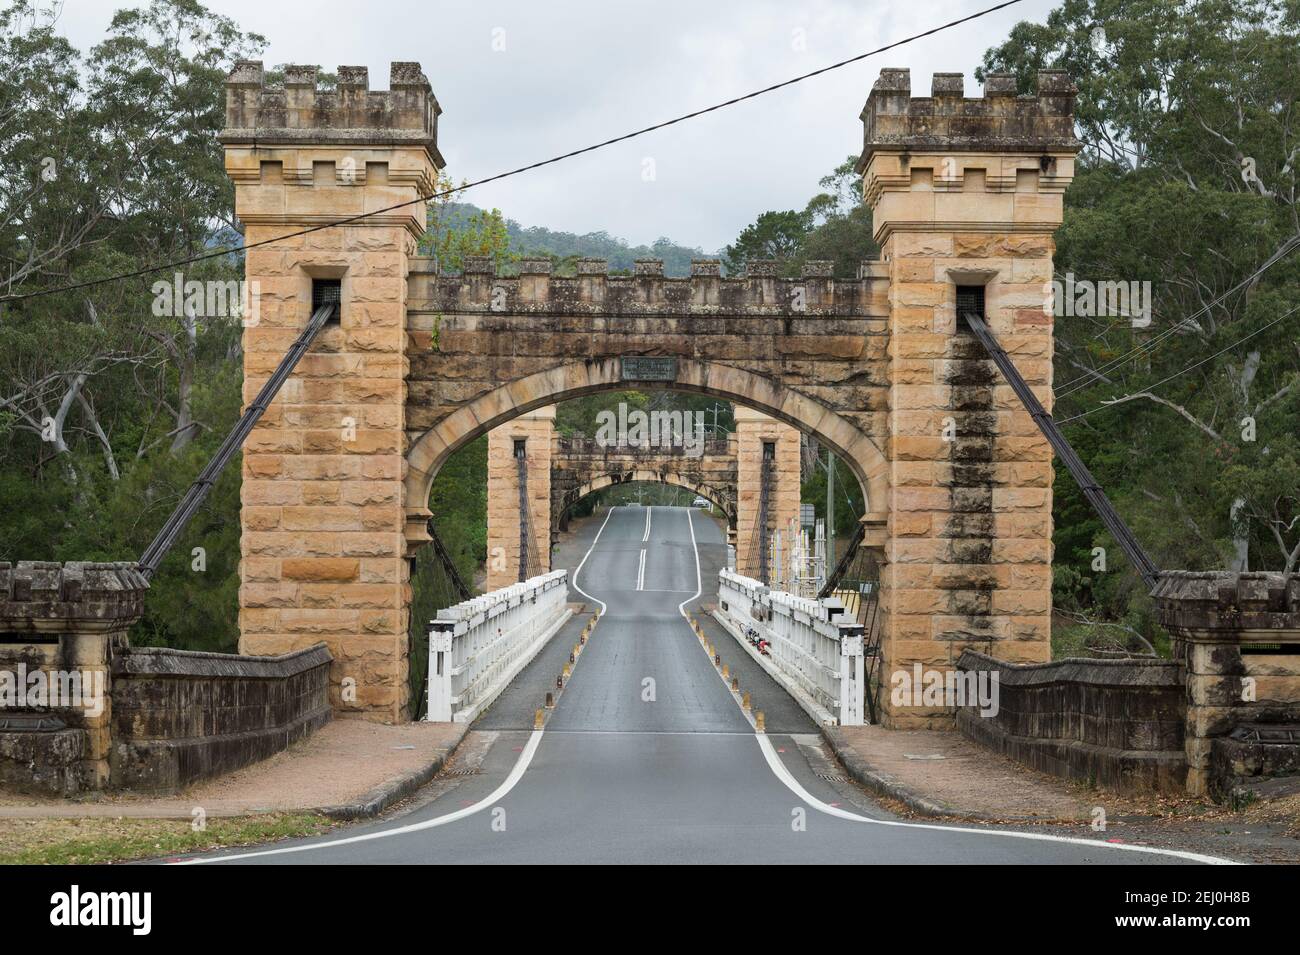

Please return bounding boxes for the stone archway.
[403,356,888,551]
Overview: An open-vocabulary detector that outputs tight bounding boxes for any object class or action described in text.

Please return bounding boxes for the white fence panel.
[426,569,570,723]
[716,568,864,726]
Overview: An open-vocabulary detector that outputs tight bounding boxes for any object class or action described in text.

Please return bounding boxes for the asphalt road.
[177,507,1225,865]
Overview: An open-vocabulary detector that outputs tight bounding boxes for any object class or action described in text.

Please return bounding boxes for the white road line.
[674,501,1239,866]
[174,730,545,864]
[175,504,630,865]
[572,505,615,614]
[676,506,702,618]
[754,734,1238,865]
[636,549,647,590]
[642,505,652,542]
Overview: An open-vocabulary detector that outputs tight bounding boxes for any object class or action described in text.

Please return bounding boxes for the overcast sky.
[62,0,1057,253]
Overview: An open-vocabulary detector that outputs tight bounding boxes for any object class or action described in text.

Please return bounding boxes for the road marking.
[174,730,546,864]
[642,505,652,542]
[636,549,647,590]
[676,506,702,618]
[572,505,616,614]
[673,501,1239,866]
[754,734,1238,865]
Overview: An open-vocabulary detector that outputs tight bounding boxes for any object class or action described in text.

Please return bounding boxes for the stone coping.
[0,561,147,632]
[956,648,1182,688]
[1153,570,1300,640]
[112,643,332,679]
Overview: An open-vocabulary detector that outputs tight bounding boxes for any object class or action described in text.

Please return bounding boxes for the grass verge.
[0,812,335,865]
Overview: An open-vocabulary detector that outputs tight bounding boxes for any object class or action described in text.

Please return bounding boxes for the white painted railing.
[426,569,570,723]
[715,568,864,725]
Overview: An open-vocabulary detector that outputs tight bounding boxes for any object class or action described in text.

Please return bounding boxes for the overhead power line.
[1054,232,1300,398]
[0,0,1025,306]
[1056,300,1300,426]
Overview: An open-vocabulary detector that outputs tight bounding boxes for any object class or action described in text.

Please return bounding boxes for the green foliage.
[0,0,264,652]
[982,0,1300,648]
[438,203,708,276]
[722,157,878,277]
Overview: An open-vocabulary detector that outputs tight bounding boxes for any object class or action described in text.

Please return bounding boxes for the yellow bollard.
[742,691,751,711]
[755,711,766,733]
[534,708,545,729]
[563,662,571,679]
[722,664,730,680]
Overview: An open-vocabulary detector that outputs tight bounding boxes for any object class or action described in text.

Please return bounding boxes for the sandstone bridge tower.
[223,62,442,721]
[861,69,1076,726]
[223,61,1075,726]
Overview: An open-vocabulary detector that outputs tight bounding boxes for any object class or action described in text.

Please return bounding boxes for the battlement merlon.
[856,69,1079,242]
[220,61,443,235]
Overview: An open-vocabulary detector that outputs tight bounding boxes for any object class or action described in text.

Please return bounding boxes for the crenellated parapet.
[410,256,889,315]
[858,68,1078,165]
[857,69,1079,236]
[222,60,442,158]
[221,61,442,233]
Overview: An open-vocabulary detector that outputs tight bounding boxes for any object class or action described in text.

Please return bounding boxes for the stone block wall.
[955,649,1187,793]
[1154,571,1300,796]
[223,61,443,721]
[111,644,332,792]
[860,70,1077,727]
[551,434,738,537]
[485,407,555,591]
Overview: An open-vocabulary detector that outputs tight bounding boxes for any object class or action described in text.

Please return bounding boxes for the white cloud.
[61,0,1059,251]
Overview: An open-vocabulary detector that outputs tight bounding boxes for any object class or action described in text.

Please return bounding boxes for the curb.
[318,723,471,821]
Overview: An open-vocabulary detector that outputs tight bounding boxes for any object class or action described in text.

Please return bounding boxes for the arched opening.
[404,357,887,548]
[557,472,735,531]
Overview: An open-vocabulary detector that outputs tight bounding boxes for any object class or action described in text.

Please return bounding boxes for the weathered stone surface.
[110,643,332,792]
[1154,570,1300,796]
[227,63,1073,728]
[955,649,1187,793]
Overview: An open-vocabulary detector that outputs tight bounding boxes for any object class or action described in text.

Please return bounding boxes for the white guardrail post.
[716,568,865,726]
[425,569,570,723]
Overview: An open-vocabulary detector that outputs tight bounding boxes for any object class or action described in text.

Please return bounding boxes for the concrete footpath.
[0,720,468,821]
[823,724,1095,822]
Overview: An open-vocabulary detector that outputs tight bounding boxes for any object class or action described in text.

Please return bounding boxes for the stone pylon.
[484,407,555,591]
[859,70,1078,727]
[222,62,443,721]
[733,407,801,583]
